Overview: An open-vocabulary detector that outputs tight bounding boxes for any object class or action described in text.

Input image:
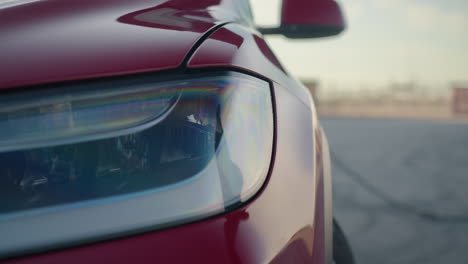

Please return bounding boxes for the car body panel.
[188,23,313,107]
[0,0,247,90]
[188,25,287,74]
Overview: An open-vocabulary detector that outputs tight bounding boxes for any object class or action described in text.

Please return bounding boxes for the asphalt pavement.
[321,117,468,264]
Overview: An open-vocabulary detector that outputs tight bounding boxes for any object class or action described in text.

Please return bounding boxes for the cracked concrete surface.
[322,117,468,264]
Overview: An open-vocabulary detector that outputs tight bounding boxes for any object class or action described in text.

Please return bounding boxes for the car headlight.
[0,72,274,255]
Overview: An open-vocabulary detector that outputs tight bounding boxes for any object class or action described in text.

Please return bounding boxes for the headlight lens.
[0,72,273,255]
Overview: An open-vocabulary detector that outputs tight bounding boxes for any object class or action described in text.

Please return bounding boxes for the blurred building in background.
[303,80,319,105]
[453,87,468,115]
[303,79,468,122]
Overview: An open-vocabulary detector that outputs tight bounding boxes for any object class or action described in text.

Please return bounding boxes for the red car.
[0,0,353,263]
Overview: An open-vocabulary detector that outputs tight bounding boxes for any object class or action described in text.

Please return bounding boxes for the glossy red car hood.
[0,0,241,90]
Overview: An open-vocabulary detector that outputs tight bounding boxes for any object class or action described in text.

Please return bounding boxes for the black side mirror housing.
[259,0,346,39]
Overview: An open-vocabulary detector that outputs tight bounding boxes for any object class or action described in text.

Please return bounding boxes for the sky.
[250,0,468,94]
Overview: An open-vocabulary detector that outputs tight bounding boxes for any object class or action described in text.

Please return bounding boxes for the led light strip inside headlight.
[0,72,274,257]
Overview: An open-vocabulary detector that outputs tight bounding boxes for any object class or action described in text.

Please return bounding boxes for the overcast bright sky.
[251,0,468,93]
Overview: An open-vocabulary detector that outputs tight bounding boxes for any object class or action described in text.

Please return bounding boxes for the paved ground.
[321,117,468,264]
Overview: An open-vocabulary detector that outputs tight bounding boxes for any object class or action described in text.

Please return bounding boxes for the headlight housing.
[0,72,274,256]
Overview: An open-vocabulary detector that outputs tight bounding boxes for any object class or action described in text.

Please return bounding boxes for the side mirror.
[259,0,346,39]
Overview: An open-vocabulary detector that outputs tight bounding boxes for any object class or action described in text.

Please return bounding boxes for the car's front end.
[0,0,348,263]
